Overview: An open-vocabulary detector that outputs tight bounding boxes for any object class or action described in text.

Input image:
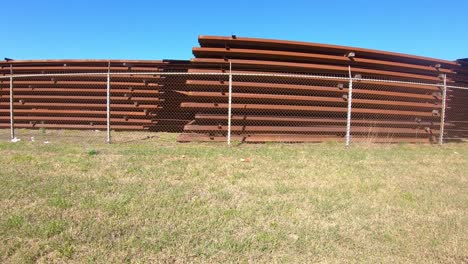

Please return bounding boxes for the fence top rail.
[1,71,468,89]
[446,85,468,90]
[0,72,231,78]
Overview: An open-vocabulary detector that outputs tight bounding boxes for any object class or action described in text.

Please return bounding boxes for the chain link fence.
[224,72,351,144]
[349,75,444,144]
[445,85,468,142]
[1,68,467,145]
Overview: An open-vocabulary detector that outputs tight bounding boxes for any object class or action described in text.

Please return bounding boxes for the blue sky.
[3,0,467,61]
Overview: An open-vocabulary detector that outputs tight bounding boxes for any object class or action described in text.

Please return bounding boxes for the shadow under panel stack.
[178,35,457,143]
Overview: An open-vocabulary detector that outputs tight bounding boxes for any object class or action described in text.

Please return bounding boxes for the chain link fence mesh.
[109,72,231,143]
[349,77,442,144]
[6,74,109,144]
[227,72,350,143]
[0,74,11,142]
[0,70,467,145]
[445,86,468,142]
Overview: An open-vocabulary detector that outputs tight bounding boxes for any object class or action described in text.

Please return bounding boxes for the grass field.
[0,131,467,263]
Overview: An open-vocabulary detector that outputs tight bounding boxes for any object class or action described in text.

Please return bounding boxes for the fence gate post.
[9,64,15,141]
[106,61,111,144]
[438,74,447,145]
[227,61,232,146]
[345,66,353,146]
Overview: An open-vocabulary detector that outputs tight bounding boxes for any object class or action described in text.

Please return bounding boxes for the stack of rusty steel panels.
[177,35,467,143]
[0,60,191,131]
[1,36,467,143]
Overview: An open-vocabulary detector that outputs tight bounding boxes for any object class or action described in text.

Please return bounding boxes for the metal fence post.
[345,66,353,146]
[438,74,447,145]
[106,61,111,144]
[9,65,15,141]
[227,61,232,146]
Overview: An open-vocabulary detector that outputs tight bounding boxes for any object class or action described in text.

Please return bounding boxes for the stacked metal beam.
[178,35,466,143]
[0,60,190,131]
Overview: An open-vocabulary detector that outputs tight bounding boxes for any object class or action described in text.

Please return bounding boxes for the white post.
[106,61,111,144]
[227,61,232,146]
[9,65,15,141]
[345,66,353,146]
[439,74,447,145]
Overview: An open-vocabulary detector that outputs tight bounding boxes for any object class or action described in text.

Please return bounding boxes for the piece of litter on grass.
[240,158,251,162]
[44,141,50,144]
[11,138,21,143]
[31,137,35,142]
